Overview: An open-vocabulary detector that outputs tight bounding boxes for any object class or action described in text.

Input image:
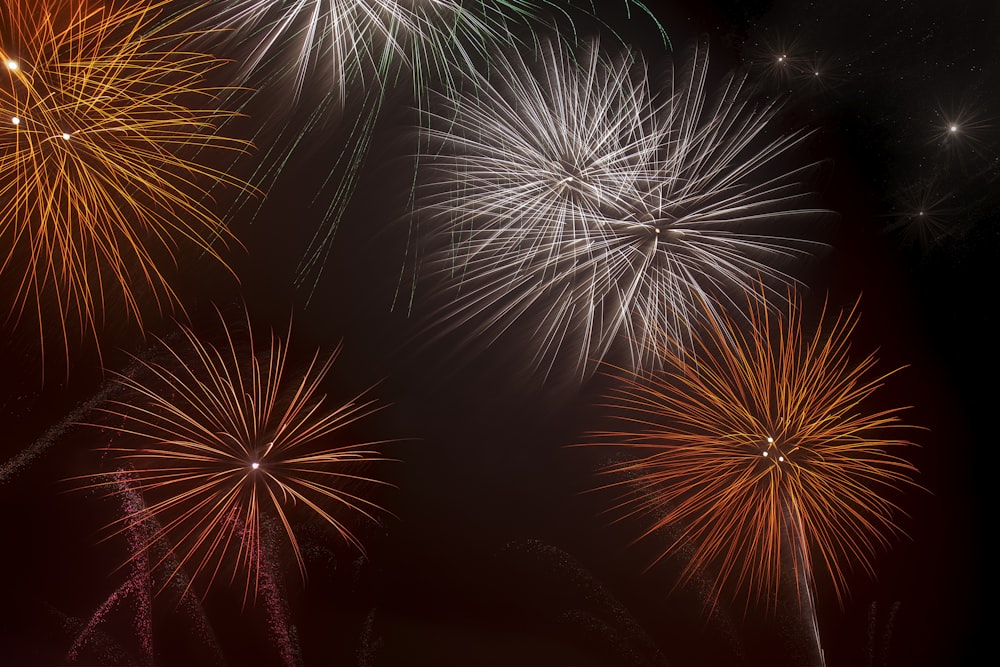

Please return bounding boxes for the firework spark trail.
[580,289,920,611]
[293,84,386,302]
[418,39,827,382]
[69,475,228,666]
[0,400,93,485]
[0,356,143,485]
[78,308,394,602]
[258,515,303,667]
[69,476,154,667]
[503,539,671,666]
[784,502,827,667]
[0,0,251,366]
[357,607,384,667]
[863,600,902,667]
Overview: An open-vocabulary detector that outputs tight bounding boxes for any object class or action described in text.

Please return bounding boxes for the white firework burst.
[418,39,828,381]
[189,0,568,104]
[182,1,592,301]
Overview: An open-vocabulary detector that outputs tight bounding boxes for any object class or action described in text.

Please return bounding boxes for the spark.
[932,102,992,154]
[884,178,962,252]
[748,33,806,86]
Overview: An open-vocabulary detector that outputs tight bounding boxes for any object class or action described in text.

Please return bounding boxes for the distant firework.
[0,0,249,365]
[582,289,920,609]
[83,310,392,601]
[419,39,825,381]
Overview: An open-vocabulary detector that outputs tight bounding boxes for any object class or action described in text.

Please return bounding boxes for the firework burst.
[187,0,567,303]
[581,289,920,610]
[884,178,962,252]
[190,0,569,104]
[0,0,250,365]
[418,39,826,381]
[189,1,663,301]
[81,309,393,601]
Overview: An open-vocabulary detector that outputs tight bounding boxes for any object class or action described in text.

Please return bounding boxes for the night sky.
[1,1,994,666]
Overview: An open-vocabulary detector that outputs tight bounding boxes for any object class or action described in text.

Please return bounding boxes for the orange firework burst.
[0,0,249,364]
[83,310,392,601]
[583,290,920,610]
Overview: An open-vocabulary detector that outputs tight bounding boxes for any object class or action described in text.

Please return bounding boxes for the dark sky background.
[0,1,994,666]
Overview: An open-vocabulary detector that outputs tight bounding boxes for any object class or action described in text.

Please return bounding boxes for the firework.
[418,40,826,381]
[184,1,666,101]
[188,1,663,301]
[187,0,560,303]
[81,309,393,601]
[884,178,962,252]
[189,0,568,104]
[0,0,249,364]
[581,289,919,610]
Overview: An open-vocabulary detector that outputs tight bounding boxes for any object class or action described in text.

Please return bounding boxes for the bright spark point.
[762,451,769,457]
[61,132,71,140]
[767,437,774,443]
[949,125,958,133]
[251,462,260,470]
[778,456,785,462]
[777,55,785,62]
[11,117,19,125]
[5,60,17,70]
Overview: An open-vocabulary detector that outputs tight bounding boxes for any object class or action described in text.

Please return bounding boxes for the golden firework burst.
[81,309,393,601]
[583,289,920,610]
[0,0,250,365]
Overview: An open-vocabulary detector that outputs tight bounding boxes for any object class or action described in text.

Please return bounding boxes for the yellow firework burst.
[583,290,920,610]
[82,309,393,601]
[0,0,250,364]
